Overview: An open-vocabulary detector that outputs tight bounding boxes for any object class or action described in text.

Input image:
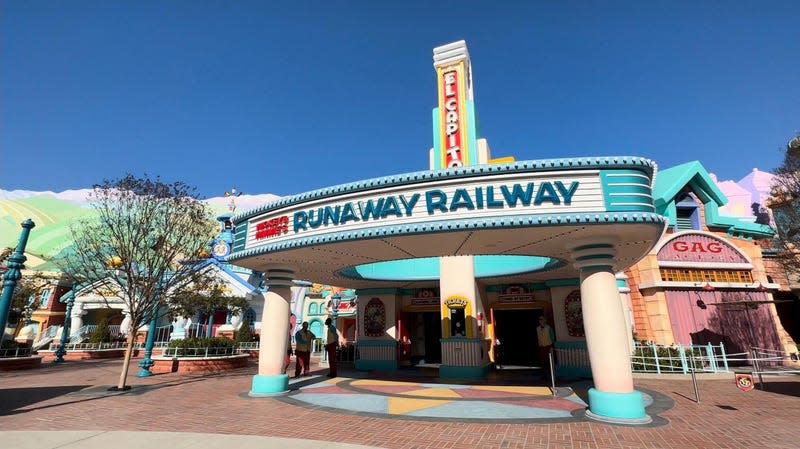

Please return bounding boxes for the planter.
[38,349,141,362]
[151,354,250,374]
[0,355,43,371]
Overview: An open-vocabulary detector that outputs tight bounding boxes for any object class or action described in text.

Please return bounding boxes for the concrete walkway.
[1,431,384,449]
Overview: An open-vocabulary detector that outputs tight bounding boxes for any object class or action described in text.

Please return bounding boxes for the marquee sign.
[244,171,604,250]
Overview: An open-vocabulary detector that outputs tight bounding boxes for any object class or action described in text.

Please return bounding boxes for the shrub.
[89,320,112,343]
[235,318,254,343]
[167,337,235,349]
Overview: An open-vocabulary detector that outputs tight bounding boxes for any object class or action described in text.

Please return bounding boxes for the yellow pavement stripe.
[388,397,451,415]
[472,385,552,395]
[350,379,420,387]
[403,387,462,398]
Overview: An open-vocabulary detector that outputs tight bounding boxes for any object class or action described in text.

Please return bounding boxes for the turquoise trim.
[229,212,666,263]
[355,287,409,295]
[231,157,658,224]
[440,363,491,379]
[232,223,247,253]
[249,373,288,396]
[554,341,587,349]
[485,282,548,292]
[355,359,398,371]
[544,278,580,287]
[556,365,592,378]
[653,161,773,239]
[600,169,655,212]
[587,388,647,420]
[431,107,442,170]
[357,339,397,347]
[340,255,562,282]
[616,278,628,288]
[465,99,478,164]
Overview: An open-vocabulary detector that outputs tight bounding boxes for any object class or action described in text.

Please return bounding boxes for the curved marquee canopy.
[228,157,667,288]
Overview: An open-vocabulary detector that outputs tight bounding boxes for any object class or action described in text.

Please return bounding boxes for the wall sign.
[497,284,534,304]
[657,233,749,264]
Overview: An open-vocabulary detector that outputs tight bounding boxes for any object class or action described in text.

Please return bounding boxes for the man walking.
[324,317,339,377]
[537,316,555,379]
[294,321,315,378]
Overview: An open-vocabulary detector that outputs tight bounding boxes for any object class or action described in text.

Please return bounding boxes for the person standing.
[324,317,339,377]
[294,321,315,377]
[537,316,555,377]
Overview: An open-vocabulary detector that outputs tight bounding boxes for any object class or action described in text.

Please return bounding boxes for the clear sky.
[2,2,798,199]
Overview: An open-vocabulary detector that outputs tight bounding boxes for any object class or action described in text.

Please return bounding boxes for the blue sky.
[2,2,798,199]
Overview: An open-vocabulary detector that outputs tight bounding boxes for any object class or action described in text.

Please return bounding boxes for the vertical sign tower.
[431,41,480,170]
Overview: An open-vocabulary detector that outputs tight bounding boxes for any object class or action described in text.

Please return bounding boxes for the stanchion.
[689,349,700,403]
[548,349,556,396]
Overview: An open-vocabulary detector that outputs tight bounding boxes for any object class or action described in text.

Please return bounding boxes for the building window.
[39,289,52,309]
[309,303,318,315]
[675,194,700,231]
[659,268,753,283]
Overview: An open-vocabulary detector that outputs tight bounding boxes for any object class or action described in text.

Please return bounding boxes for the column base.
[586,388,652,425]
[249,373,289,396]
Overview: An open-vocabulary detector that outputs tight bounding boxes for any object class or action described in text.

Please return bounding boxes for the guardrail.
[162,347,237,358]
[631,342,729,374]
[48,342,128,351]
[0,347,32,358]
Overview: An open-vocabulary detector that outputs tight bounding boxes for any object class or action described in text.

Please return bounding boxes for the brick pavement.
[1,359,798,449]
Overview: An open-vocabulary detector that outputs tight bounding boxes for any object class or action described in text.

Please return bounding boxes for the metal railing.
[631,342,729,374]
[162,346,237,358]
[185,323,209,339]
[0,347,32,358]
[47,342,128,351]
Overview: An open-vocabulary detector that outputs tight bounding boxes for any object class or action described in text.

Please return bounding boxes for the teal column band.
[586,388,651,424]
[249,373,289,396]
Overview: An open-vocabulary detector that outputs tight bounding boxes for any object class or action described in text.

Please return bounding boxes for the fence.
[631,342,729,374]
[0,347,32,358]
[162,346,236,358]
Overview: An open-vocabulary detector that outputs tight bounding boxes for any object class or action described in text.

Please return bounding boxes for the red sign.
[657,233,748,264]
[255,216,289,240]
[735,373,754,392]
[441,70,464,168]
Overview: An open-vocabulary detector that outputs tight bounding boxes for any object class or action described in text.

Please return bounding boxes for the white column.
[250,268,294,396]
[570,240,650,424]
[70,304,85,337]
[119,312,132,337]
[579,267,633,392]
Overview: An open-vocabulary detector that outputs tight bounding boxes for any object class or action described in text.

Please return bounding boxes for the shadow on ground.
[760,380,800,398]
[0,385,91,415]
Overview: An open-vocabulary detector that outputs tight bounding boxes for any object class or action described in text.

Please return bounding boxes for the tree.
[769,136,800,277]
[57,174,216,390]
[168,272,249,336]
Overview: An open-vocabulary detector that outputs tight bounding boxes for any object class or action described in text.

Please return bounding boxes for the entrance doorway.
[408,311,442,364]
[493,308,544,367]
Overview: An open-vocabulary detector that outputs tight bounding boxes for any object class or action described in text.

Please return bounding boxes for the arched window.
[243,308,256,326]
[309,303,318,315]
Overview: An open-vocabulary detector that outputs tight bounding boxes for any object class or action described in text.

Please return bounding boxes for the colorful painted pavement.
[280,374,658,422]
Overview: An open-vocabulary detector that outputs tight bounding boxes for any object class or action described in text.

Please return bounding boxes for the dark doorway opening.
[408,311,442,364]
[493,308,542,367]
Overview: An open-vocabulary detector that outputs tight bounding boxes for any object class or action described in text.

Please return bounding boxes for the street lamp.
[331,293,342,324]
[54,285,77,363]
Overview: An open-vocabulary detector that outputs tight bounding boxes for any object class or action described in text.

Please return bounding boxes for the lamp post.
[137,282,163,377]
[54,285,77,363]
[331,293,342,328]
[0,219,35,339]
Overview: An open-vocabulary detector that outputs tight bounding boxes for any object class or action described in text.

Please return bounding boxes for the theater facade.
[228,41,669,424]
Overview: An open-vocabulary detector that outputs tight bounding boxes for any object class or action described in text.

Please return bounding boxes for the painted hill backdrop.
[0,189,280,260]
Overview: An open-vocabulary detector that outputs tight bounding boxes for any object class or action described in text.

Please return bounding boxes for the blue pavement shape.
[405,400,573,419]
[292,393,388,414]
[418,383,471,389]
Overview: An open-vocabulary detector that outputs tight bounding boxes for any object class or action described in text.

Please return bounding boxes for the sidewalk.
[1,431,385,449]
[2,358,799,448]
